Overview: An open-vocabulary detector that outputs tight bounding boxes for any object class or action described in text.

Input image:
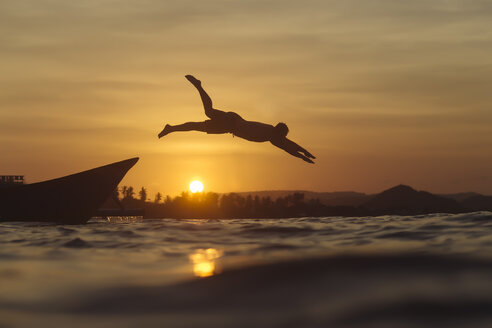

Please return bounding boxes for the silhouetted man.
[158,75,316,164]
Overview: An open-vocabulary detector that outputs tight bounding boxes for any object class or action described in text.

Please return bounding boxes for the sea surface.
[1,212,492,328]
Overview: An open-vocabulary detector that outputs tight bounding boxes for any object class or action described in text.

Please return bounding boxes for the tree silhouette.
[121,186,128,199]
[125,186,135,200]
[104,182,472,219]
[154,192,162,204]
[139,187,147,202]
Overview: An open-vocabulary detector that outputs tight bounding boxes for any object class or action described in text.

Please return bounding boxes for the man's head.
[274,122,289,138]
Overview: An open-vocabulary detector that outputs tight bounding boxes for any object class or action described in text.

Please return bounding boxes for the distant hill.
[223,186,491,216]
[361,185,464,215]
[234,190,371,207]
[460,195,492,212]
[440,192,482,202]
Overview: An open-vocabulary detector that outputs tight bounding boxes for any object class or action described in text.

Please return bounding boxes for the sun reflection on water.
[189,248,223,277]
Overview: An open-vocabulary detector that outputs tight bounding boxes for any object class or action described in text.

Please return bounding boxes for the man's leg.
[185,75,223,119]
[158,121,209,138]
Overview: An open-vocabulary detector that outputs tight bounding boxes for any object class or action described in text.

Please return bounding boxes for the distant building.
[0,175,24,185]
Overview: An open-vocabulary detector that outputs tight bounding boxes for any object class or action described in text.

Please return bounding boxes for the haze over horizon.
[1,0,492,196]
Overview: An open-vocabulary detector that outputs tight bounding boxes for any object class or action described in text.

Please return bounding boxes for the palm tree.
[154,192,162,204]
[138,187,147,202]
[125,186,135,199]
[121,186,128,199]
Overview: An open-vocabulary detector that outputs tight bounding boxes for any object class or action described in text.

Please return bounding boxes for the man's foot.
[185,75,201,87]
[158,124,172,138]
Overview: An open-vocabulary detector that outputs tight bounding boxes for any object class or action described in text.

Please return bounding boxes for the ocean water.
[1,212,492,328]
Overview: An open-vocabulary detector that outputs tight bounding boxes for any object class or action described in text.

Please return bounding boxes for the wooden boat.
[0,158,138,224]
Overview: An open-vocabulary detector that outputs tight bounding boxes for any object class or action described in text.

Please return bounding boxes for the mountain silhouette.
[361,185,464,215]
[460,195,492,212]
[441,192,482,202]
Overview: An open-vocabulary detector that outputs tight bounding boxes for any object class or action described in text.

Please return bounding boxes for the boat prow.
[0,158,139,224]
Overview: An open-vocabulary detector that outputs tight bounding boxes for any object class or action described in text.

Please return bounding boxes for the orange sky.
[1,1,492,197]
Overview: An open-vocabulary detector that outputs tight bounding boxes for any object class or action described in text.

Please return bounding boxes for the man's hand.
[299,153,315,164]
[297,146,315,159]
[302,150,316,159]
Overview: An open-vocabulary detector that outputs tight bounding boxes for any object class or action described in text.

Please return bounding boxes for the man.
[158,75,316,164]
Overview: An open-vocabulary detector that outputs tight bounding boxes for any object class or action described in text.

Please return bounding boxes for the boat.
[0,158,139,224]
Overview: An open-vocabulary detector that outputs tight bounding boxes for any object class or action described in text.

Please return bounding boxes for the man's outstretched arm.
[271,138,315,164]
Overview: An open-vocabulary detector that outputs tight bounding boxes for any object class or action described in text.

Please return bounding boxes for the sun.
[189,180,204,193]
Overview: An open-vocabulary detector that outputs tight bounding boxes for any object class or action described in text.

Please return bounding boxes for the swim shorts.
[204,111,242,134]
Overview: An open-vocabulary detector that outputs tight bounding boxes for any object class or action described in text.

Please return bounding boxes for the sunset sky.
[1,0,492,196]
